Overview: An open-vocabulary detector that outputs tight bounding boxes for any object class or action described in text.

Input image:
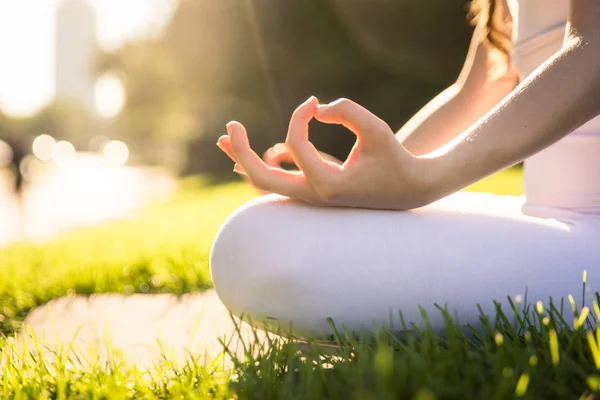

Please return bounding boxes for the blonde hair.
[470,0,513,56]
[470,0,514,78]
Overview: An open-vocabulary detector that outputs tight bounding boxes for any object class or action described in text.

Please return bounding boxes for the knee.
[209,195,301,323]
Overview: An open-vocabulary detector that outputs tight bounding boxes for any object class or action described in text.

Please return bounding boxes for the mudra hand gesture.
[217,96,433,210]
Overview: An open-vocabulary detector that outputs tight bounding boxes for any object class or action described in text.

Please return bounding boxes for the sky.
[0,0,177,117]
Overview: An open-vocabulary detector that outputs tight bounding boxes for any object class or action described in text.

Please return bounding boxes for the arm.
[218,0,600,211]
[227,7,519,170]
[423,0,600,202]
[399,14,519,155]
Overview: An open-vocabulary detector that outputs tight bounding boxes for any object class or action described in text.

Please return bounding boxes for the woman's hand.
[217,96,436,210]
[218,140,342,195]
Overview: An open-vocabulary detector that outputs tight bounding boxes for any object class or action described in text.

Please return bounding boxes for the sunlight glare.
[93,0,178,50]
[0,0,54,117]
[0,0,178,116]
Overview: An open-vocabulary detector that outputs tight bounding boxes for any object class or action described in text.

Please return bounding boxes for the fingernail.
[226,121,237,135]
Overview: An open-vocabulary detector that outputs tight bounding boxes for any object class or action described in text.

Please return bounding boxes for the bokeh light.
[103,140,129,167]
[19,154,44,182]
[0,140,13,168]
[94,73,126,119]
[32,134,56,161]
[52,140,76,167]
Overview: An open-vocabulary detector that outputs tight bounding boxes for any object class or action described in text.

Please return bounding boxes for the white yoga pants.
[210,192,600,336]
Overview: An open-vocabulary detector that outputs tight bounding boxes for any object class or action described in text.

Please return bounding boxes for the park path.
[20,290,264,368]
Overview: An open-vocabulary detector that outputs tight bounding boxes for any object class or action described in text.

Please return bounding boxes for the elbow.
[566,34,600,74]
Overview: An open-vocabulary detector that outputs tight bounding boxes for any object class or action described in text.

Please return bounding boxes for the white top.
[509,0,568,80]
[509,0,600,216]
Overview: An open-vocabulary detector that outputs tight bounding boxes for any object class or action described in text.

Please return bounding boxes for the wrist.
[411,152,452,207]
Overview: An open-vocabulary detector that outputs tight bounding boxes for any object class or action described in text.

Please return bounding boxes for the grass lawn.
[3,168,600,399]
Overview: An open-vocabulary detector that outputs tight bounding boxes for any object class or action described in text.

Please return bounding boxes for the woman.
[211,0,600,335]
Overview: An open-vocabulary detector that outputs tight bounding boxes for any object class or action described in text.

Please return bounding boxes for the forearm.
[397,79,513,155]
[422,37,600,202]
[398,33,518,156]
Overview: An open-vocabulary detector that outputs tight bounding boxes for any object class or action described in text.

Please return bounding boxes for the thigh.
[210,192,600,336]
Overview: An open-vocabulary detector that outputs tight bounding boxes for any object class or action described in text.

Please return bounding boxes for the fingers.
[217,134,248,174]
[285,96,338,183]
[226,121,314,199]
[314,98,392,148]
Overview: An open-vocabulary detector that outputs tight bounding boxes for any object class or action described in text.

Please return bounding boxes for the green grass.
[466,167,523,196]
[7,168,600,399]
[0,177,256,333]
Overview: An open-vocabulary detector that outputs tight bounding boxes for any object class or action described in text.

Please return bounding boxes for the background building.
[55,0,97,114]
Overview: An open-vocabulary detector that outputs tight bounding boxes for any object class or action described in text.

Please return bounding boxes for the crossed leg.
[210,192,600,336]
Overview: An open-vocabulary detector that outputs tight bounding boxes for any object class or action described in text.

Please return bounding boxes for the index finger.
[227,121,316,200]
[285,96,338,183]
[314,98,392,147]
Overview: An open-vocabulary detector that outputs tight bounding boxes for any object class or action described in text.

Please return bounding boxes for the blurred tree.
[98,44,192,142]
[29,102,97,148]
[0,100,96,158]
[100,0,472,176]
[329,0,472,81]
